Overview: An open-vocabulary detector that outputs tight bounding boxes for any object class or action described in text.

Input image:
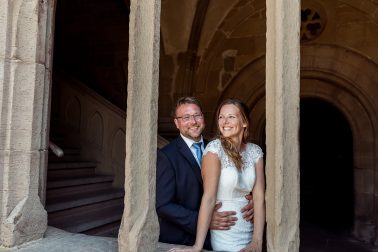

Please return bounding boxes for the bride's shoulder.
[246,142,264,157]
[204,139,222,155]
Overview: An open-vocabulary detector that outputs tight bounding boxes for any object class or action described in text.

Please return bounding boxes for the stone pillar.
[265,0,300,251]
[0,0,54,247]
[118,0,161,251]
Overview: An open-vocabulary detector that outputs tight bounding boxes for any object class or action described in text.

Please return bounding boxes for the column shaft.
[118,0,161,251]
[0,0,54,247]
[265,0,300,251]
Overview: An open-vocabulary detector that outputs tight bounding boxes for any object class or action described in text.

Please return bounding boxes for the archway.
[215,44,378,243]
[300,98,354,230]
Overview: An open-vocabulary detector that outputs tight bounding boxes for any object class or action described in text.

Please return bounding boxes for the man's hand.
[241,194,254,222]
[209,202,237,230]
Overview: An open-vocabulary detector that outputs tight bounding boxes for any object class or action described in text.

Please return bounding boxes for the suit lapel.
[176,137,203,185]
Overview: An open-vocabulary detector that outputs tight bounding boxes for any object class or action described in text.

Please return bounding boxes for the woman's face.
[218,104,247,141]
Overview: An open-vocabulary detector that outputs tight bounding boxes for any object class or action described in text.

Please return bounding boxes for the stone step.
[46,181,114,199]
[46,187,124,213]
[47,175,114,189]
[48,199,124,233]
[48,161,97,170]
[48,198,123,220]
[83,220,122,237]
[47,161,97,179]
[47,168,95,179]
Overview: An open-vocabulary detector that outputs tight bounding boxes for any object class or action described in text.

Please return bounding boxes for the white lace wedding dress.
[203,139,263,252]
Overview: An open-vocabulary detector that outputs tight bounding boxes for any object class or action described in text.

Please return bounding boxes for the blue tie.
[193,142,203,166]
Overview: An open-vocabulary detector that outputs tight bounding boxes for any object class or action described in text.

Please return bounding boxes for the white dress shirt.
[180,134,204,166]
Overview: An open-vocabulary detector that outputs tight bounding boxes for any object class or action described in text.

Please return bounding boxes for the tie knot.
[193,142,202,150]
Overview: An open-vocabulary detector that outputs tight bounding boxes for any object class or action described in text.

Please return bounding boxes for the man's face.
[174,103,205,142]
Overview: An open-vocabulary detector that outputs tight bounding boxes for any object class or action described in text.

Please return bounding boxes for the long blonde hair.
[216,99,250,170]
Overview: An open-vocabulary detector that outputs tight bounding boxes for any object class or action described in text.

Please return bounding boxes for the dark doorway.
[300,98,355,250]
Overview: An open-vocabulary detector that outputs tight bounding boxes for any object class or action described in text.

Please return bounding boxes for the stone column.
[265,0,300,251]
[0,0,54,247]
[118,0,161,251]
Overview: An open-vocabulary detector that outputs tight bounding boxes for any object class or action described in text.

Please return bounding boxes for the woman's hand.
[238,239,262,252]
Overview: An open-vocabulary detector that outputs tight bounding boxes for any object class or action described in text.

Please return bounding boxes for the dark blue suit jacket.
[156,136,211,249]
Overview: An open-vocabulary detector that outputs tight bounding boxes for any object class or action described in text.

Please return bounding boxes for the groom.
[156,97,253,249]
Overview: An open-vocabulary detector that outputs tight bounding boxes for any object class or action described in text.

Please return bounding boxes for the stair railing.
[49,141,64,157]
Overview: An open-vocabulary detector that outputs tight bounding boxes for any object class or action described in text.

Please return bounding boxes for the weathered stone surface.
[0,227,208,252]
[1,195,47,247]
[118,0,161,251]
[265,0,300,251]
[0,0,52,246]
[0,149,48,247]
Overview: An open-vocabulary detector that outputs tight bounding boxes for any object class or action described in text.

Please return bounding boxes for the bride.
[170,98,265,252]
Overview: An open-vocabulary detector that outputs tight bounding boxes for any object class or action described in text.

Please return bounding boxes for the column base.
[1,195,47,247]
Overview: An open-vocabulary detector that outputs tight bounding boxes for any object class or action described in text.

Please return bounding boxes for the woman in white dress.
[170,99,265,252]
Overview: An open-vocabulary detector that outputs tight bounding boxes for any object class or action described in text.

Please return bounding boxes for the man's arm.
[156,150,198,235]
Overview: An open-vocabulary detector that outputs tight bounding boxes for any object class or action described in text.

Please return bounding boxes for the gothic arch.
[64,96,81,132]
[218,44,378,242]
[301,44,378,242]
[339,0,378,24]
[87,111,104,150]
[215,56,266,145]
[194,0,266,117]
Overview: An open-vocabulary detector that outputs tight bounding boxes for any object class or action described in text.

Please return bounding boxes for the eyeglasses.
[176,113,204,122]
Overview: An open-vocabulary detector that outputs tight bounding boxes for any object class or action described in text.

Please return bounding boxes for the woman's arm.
[191,152,221,251]
[240,158,265,252]
[168,152,221,252]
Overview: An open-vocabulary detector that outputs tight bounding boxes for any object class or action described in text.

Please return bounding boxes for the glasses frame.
[175,113,204,122]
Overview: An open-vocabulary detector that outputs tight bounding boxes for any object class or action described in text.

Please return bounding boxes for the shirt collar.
[180,133,203,149]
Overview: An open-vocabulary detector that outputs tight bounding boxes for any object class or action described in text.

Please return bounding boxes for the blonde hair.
[216,99,250,170]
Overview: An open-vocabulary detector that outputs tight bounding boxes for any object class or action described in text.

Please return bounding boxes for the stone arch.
[87,111,104,150]
[215,56,266,146]
[218,43,378,242]
[64,96,81,132]
[301,44,378,242]
[111,129,126,188]
[195,0,266,119]
[339,0,378,24]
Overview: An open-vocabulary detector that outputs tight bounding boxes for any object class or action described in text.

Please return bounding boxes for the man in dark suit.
[156,97,253,249]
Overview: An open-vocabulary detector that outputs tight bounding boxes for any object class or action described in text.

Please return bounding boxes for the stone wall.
[0,0,54,246]
[51,72,168,188]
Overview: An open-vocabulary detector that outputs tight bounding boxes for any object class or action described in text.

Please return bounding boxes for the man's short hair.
[173,97,203,117]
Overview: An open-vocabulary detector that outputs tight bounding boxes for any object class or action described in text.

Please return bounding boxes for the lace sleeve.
[203,139,221,159]
[251,144,264,163]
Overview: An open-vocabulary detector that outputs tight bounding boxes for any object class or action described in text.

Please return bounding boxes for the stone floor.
[0,226,376,252]
[0,227,201,252]
[0,227,118,252]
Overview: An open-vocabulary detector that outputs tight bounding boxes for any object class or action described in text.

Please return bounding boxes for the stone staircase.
[46,146,124,237]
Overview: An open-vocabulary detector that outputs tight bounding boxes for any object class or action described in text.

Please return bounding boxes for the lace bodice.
[203,139,263,200]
